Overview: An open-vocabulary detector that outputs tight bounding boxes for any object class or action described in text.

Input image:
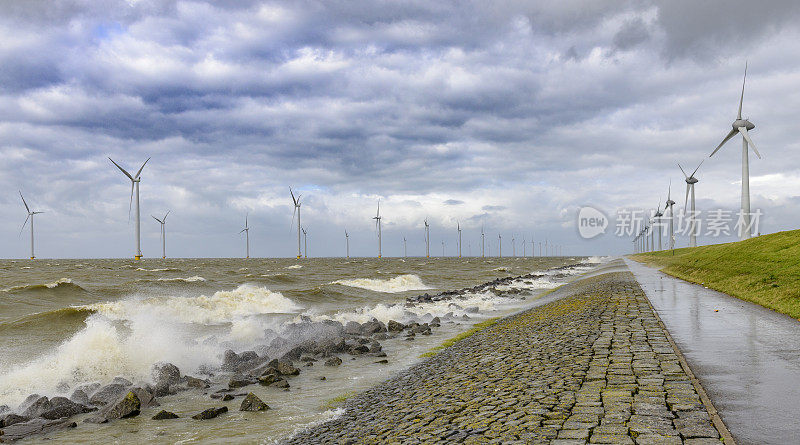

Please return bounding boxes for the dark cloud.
[613,18,650,50]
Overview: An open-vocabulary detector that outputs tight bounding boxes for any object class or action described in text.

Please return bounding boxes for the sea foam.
[332,274,430,293]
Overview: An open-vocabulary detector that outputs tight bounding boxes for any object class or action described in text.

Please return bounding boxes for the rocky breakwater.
[285,267,726,444]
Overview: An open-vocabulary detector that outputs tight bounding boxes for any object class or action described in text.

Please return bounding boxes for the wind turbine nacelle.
[685,177,698,184]
[733,119,754,131]
[666,200,675,207]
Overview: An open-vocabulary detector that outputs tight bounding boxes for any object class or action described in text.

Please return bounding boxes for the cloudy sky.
[2,0,800,259]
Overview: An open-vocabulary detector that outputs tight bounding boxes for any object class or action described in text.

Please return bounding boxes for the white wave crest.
[83,284,302,325]
[286,265,303,269]
[332,274,430,293]
[156,276,207,282]
[47,278,74,288]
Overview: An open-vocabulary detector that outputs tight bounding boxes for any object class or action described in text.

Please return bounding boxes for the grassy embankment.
[631,229,800,320]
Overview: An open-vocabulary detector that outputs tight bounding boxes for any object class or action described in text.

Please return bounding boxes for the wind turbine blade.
[19,191,30,213]
[108,157,134,180]
[738,62,747,120]
[711,129,738,156]
[19,214,30,235]
[289,187,297,205]
[738,127,761,159]
[163,210,170,222]
[677,163,688,178]
[240,229,246,234]
[134,157,151,179]
[128,182,134,222]
[684,184,690,210]
[152,215,161,223]
[691,158,705,177]
[290,207,296,232]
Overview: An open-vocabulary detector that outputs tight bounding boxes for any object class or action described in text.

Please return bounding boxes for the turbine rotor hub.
[733,119,755,130]
[685,177,698,184]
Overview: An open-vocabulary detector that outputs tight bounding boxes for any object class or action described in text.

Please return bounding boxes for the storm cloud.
[2,1,800,258]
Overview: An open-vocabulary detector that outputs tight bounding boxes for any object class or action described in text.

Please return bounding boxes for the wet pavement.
[626,259,800,445]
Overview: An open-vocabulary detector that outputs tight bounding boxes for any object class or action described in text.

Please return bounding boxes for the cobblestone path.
[285,270,724,444]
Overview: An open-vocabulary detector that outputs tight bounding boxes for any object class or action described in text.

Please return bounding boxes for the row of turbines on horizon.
[634,64,763,253]
[17,161,564,260]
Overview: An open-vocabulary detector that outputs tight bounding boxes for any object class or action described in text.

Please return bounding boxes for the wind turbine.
[302,227,308,258]
[109,157,150,260]
[665,181,676,250]
[373,200,382,258]
[679,160,704,247]
[710,63,762,240]
[240,214,250,259]
[457,222,462,258]
[441,240,445,257]
[522,236,526,257]
[654,200,663,251]
[512,236,516,257]
[152,210,170,259]
[424,219,430,258]
[481,225,485,258]
[403,236,407,258]
[290,188,302,259]
[19,191,43,259]
[345,230,350,258]
[498,234,502,258]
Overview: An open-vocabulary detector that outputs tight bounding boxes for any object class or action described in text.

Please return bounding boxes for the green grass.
[323,391,356,409]
[419,317,500,357]
[631,229,800,320]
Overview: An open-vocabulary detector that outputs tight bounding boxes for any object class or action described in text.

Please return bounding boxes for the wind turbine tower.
[373,200,382,258]
[665,182,676,250]
[19,191,43,259]
[679,160,703,247]
[302,227,308,258]
[109,157,150,260]
[290,188,302,259]
[345,230,350,258]
[152,210,170,259]
[424,219,430,258]
[457,222,462,258]
[481,225,485,258]
[710,63,762,240]
[403,236,407,258]
[498,234,502,258]
[240,214,250,259]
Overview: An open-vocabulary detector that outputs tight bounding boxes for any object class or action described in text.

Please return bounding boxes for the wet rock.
[89,383,129,406]
[40,397,95,420]
[0,418,76,442]
[222,394,234,401]
[222,349,240,371]
[239,351,258,362]
[277,361,300,376]
[1,413,29,428]
[319,376,326,381]
[103,391,141,419]
[300,356,316,362]
[152,410,179,420]
[368,341,382,353]
[348,344,369,355]
[20,396,51,418]
[314,336,346,355]
[324,357,343,367]
[111,376,133,387]
[410,323,431,335]
[361,319,387,334]
[151,362,181,386]
[344,321,362,336]
[186,376,211,389]
[129,386,159,409]
[228,375,255,389]
[430,317,441,327]
[373,332,389,340]
[271,378,290,388]
[374,359,389,364]
[192,406,228,420]
[386,320,406,332]
[240,392,270,411]
[465,306,479,314]
[258,374,278,386]
[70,388,90,406]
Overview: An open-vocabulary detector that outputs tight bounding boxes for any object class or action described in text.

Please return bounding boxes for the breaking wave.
[82,284,302,325]
[156,276,207,283]
[332,274,430,293]
[2,278,85,294]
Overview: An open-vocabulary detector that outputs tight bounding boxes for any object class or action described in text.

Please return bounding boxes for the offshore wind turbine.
[240,214,250,259]
[109,157,150,260]
[345,230,350,258]
[522,236,526,257]
[302,227,308,258]
[441,240,445,257]
[152,210,170,259]
[512,236,516,257]
[424,219,430,258]
[290,188,302,259]
[679,160,704,247]
[457,222,462,258]
[403,236,407,258]
[19,191,43,259]
[710,63,762,240]
[373,200,382,258]
[654,201,663,251]
[665,181,676,251]
[481,225,485,258]
[498,234,502,258]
